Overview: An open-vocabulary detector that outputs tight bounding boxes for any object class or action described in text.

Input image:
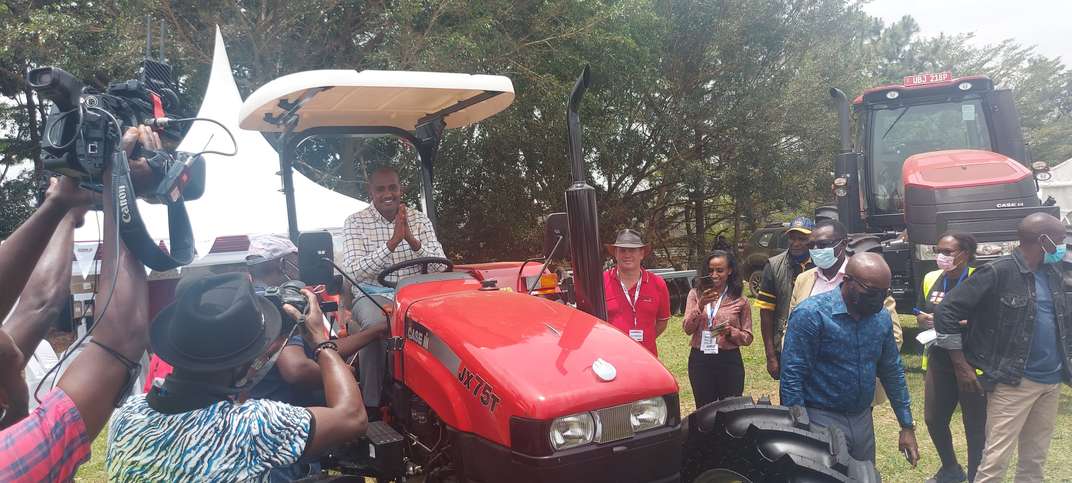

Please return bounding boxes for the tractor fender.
[682,396,880,483]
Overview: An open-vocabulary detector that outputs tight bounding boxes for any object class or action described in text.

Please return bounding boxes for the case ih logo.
[407,323,430,349]
[996,202,1025,208]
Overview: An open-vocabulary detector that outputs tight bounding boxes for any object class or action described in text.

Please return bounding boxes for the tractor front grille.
[594,403,635,443]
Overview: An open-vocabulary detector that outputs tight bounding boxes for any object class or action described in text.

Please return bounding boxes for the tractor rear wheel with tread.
[682,396,879,483]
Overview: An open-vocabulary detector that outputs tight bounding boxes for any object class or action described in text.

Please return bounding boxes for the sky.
[861,0,1071,64]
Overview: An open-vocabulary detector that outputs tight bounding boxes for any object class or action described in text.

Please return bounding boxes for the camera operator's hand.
[120,126,161,193]
[283,289,327,346]
[44,176,93,212]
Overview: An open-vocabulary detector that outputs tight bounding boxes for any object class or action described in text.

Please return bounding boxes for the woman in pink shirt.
[683,250,753,408]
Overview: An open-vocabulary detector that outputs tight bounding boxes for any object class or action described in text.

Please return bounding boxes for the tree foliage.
[1,1,1069,269]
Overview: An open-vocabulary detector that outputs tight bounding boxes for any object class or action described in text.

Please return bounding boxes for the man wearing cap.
[603,229,672,356]
[246,234,301,292]
[755,216,815,380]
[245,235,386,413]
[107,274,368,481]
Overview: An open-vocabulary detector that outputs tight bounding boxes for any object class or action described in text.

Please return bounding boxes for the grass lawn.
[76,309,1072,482]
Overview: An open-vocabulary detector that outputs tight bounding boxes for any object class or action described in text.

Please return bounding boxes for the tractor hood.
[401,286,678,421]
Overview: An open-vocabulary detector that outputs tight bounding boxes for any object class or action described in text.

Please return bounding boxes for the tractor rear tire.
[682,396,880,483]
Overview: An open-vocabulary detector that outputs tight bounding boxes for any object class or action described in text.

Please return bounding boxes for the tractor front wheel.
[682,396,879,483]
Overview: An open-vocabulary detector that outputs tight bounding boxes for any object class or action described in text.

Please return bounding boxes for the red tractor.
[828,73,1059,314]
[239,67,878,482]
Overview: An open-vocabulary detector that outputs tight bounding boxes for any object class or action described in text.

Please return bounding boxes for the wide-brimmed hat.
[786,216,815,236]
[150,273,283,372]
[606,228,649,250]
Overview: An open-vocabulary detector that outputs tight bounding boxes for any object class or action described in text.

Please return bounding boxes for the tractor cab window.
[868,98,992,213]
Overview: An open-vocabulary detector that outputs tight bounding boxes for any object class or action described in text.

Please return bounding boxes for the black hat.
[150,273,283,372]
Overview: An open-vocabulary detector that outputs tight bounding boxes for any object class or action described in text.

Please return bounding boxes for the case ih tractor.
[239,67,878,482]
[828,72,1059,312]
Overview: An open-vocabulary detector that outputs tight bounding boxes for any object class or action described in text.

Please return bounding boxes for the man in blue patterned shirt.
[780,253,919,467]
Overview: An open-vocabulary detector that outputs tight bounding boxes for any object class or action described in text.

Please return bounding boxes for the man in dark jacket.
[756,216,814,379]
[935,212,1072,483]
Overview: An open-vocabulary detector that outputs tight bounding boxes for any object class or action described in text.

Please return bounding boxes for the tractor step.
[363,421,406,479]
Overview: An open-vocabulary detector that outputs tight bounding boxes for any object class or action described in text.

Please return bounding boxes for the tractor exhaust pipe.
[830,88,851,153]
[829,87,863,233]
[564,65,607,320]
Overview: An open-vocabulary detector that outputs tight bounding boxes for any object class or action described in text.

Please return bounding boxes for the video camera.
[27,61,205,205]
[25,21,227,272]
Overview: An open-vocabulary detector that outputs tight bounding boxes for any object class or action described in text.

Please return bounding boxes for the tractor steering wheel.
[376,256,454,288]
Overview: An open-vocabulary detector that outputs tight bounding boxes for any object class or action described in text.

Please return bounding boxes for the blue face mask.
[1044,245,1067,265]
[809,247,838,269]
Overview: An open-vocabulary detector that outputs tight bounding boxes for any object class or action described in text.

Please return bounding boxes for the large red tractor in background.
[239,67,879,482]
[828,73,1059,313]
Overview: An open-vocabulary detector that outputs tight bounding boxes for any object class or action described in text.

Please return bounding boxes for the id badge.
[629,329,644,342]
[700,330,719,354]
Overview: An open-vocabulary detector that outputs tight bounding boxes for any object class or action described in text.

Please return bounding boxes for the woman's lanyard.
[942,268,969,293]
[705,290,727,329]
[618,269,644,327]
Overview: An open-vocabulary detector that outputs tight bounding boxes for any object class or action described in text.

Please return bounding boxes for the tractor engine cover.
[903,149,1046,244]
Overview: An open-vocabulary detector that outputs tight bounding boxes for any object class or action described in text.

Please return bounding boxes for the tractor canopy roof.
[238,69,515,134]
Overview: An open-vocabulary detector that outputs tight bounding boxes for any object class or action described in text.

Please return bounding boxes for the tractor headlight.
[630,397,667,432]
[549,412,595,450]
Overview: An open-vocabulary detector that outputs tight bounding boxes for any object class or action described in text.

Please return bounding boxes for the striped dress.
[106,394,311,482]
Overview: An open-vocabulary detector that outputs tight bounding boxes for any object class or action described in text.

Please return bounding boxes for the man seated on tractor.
[342,165,446,419]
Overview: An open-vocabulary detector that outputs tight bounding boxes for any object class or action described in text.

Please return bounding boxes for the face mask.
[846,286,886,316]
[935,253,957,271]
[1044,245,1067,265]
[809,248,838,269]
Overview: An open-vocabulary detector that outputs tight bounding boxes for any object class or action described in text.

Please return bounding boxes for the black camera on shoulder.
[24,23,214,272]
[26,62,205,205]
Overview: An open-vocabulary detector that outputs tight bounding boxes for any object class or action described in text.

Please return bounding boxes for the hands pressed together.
[387,204,421,252]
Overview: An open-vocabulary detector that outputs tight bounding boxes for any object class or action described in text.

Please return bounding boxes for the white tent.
[74,27,365,255]
[1037,157,1072,221]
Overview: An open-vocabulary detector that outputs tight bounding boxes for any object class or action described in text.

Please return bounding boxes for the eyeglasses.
[808,238,845,250]
[932,247,960,256]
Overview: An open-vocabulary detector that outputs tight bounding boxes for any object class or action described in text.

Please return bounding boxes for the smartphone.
[697,275,715,291]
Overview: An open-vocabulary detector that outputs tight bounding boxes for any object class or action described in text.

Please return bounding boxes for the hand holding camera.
[281,288,327,346]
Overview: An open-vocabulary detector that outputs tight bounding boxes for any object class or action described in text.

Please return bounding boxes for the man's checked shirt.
[343,205,445,288]
[0,388,91,482]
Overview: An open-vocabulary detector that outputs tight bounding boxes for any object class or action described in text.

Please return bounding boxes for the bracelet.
[314,341,339,361]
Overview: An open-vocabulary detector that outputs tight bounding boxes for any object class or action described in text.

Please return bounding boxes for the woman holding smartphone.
[683,250,753,408]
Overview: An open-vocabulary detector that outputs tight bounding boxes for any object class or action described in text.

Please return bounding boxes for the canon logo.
[995,202,1024,208]
[117,185,133,223]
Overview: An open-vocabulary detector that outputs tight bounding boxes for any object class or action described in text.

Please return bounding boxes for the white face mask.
[935,253,957,271]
